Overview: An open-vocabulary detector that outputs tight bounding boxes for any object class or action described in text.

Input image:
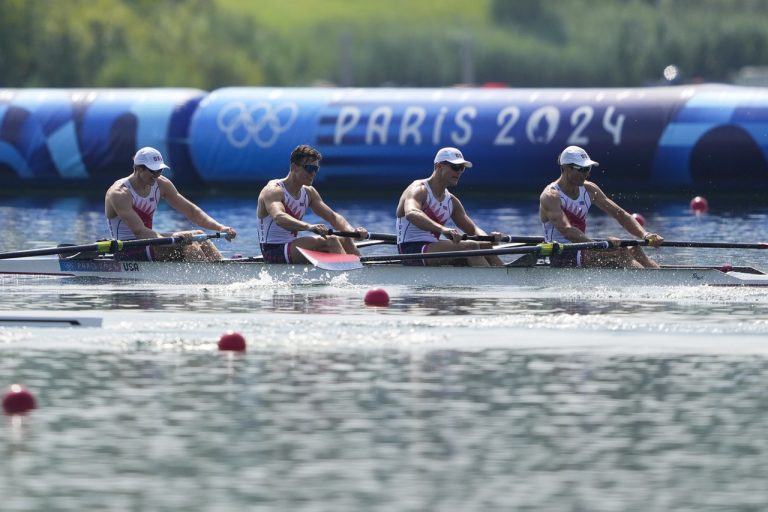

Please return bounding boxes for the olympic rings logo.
[216,101,299,148]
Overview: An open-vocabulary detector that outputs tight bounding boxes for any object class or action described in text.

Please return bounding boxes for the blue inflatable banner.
[2,85,767,192]
[0,88,206,186]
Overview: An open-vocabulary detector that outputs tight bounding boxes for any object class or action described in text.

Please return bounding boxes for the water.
[2,196,768,511]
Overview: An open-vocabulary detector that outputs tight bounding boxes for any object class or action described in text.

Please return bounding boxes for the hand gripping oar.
[298,241,610,271]
[0,232,225,260]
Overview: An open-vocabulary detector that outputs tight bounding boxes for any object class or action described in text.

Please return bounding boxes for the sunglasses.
[570,164,592,174]
[301,164,320,174]
[443,162,465,172]
[145,167,163,176]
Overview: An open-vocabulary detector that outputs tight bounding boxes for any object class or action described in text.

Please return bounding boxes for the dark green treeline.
[1,0,767,89]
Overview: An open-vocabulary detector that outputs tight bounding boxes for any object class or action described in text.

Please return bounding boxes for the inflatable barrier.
[0,88,206,188]
[2,85,767,193]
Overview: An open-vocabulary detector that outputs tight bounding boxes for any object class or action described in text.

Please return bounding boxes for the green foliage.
[1,0,768,88]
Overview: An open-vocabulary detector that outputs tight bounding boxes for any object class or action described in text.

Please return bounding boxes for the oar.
[0,232,224,260]
[298,241,610,271]
[617,239,768,249]
[326,229,397,242]
[322,229,768,249]
[469,236,768,249]
[328,230,545,245]
[355,240,390,248]
[464,234,545,244]
[325,227,768,250]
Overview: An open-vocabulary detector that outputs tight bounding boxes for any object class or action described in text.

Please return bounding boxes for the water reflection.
[3,349,767,510]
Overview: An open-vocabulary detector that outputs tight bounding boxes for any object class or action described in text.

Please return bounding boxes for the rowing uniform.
[107,178,160,261]
[542,182,591,268]
[396,179,454,266]
[257,180,308,263]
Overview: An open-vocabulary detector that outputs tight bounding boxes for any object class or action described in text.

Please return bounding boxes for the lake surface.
[1,195,768,511]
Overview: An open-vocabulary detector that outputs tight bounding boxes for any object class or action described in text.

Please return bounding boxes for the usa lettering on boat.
[59,260,123,272]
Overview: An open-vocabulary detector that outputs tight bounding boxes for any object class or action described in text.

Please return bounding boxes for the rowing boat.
[1,254,767,287]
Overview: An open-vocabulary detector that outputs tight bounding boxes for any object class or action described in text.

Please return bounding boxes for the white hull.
[1,255,767,287]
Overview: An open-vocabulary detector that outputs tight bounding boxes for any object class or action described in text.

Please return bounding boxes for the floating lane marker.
[364,288,390,307]
[218,331,247,351]
[2,384,36,414]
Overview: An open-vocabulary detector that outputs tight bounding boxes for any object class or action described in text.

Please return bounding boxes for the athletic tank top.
[542,183,591,242]
[396,180,454,243]
[257,180,309,244]
[107,178,159,240]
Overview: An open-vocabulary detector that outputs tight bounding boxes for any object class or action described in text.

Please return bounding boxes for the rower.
[539,146,663,268]
[395,147,503,267]
[105,147,237,262]
[256,144,368,264]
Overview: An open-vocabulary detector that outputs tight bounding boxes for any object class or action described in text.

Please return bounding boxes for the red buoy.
[2,384,36,415]
[218,331,247,351]
[631,213,646,227]
[364,288,390,307]
[690,196,709,214]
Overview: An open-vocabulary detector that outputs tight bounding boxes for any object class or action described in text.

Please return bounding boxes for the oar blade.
[297,248,364,271]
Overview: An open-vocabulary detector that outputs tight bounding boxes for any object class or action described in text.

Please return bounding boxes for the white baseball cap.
[434,147,473,168]
[558,146,599,167]
[133,147,170,171]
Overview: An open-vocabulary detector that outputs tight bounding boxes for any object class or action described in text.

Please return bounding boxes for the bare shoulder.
[259,179,283,199]
[106,180,130,202]
[106,177,127,194]
[264,178,282,190]
[304,185,324,204]
[449,191,465,207]
[584,180,607,201]
[156,176,177,194]
[539,182,559,202]
[584,180,602,193]
[405,179,427,198]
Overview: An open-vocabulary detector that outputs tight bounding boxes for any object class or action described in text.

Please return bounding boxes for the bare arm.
[306,187,366,236]
[587,182,663,246]
[161,178,236,239]
[450,196,487,236]
[539,186,591,243]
